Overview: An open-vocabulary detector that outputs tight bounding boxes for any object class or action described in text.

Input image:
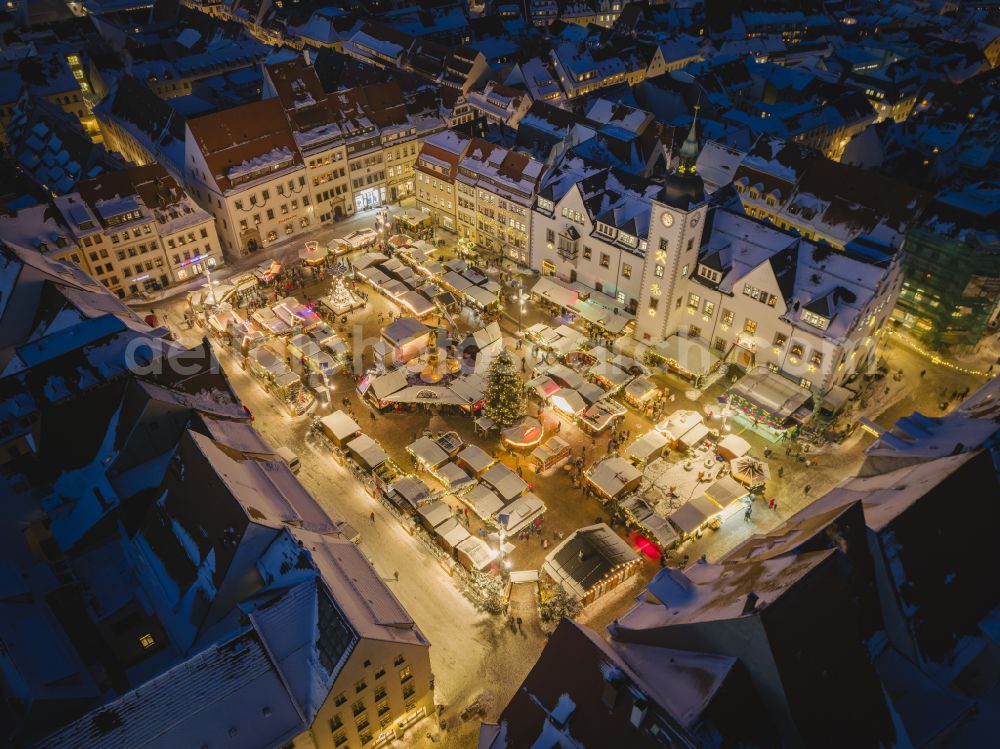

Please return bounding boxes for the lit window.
[139,633,155,649]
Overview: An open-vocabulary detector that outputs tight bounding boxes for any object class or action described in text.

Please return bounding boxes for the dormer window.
[801,310,830,330]
[698,265,721,283]
[596,222,615,239]
[618,233,637,247]
[538,198,554,212]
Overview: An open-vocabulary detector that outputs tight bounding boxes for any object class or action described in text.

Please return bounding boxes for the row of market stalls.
[355,239,501,319]
[354,251,442,318]
[526,343,652,434]
[586,422,773,550]
[529,276,635,337]
[357,317,505,413]
[406,434,548,537]
[724,366,814,441]
[205,294,351,411]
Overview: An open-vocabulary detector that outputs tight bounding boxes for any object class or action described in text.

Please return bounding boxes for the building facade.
[893,183,1000,350]
[530,120,903,395]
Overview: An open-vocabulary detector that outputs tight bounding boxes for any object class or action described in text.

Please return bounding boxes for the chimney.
[742,592,759,615]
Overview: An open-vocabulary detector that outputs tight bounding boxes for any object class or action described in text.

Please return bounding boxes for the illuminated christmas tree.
[483,349,523,427]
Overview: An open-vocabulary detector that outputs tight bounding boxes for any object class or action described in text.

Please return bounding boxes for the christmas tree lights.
[483,349,524,427]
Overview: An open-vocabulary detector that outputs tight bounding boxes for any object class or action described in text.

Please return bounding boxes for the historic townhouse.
[415,129,472,232]
[454,139,545,263]
[42,165,222,298]
[530,119,902,395]
[183,98,312,257]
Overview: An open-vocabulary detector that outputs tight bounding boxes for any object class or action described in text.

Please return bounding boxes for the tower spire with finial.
[678,100,701,175]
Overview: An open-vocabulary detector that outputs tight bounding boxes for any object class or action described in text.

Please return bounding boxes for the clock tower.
[636,107,710,343]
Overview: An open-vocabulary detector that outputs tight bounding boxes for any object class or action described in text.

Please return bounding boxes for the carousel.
[298,241,328,266]
[501,416,544,449]
[408,329,461,384]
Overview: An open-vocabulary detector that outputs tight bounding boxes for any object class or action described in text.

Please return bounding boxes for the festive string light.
[483,349,524,427]
[886,330,996,379]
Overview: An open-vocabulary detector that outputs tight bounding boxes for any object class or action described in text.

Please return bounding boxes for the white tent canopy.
[730,456,771,488]
[496,492,546,534]
[626,430,669,464]
[718,434,752,461]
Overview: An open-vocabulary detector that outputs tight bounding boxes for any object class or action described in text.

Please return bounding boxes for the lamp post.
[517,279,524,333]
[204,265,217,307]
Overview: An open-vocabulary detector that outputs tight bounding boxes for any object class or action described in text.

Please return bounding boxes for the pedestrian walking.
[803,484,811,495]
[516,616,522,632]
[744,508,751,522]
[768,498,775,510]
[777,466,784,478]
[370,511,376,523]
[393,570,399,582]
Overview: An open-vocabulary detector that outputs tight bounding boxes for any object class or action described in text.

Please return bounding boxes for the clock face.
[661,212,674,228]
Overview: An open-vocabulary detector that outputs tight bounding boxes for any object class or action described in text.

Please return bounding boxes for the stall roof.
[455,536,495,570]
[383,280,410,298]
[346,434,387,469]
[588,457,641,499]
[464,483,504,520]
[434,431,464,455]
[656,410,705,441]
[442,270,473,293]
[436,461,473,488]
[581,399,626,431]
[352,252,389,270]
[591,363,631,388]
[542,523,639,600]
[624,376,658,402]
[497,492,546,534]
[393,476,432,508]
[320,410,361,442]
[360,268,391,287]
[626,430,669,463]
[472,322,502,349]
[529,375,560,399]
[654,334,719,375]
[531,435,571,463]
[670,500,709,534]
[370,368,409,401]
[678,422,711,448]
[274,371,301,389]
[670,494,723,534]
[482,463,529,501]
[551,388,587,416]
[435,517,472,549]
[407,436,450,468]
[546,363,585,390]
[531,276,578,308]
[718,434,751,460]
[458,444,495,474]
[728,367,812,420]
[398,291,435,317]
[573,382,601,406]
[704,476,747,508]
[418,499,453,528]
[448,374,486,405]
[382,317,431,345]
[465,286,498,308]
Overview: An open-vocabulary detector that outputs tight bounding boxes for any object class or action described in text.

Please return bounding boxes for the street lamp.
[204,265,217,307]
[516,279,524,333]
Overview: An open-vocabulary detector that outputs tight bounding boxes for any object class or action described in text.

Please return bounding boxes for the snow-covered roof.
[619,548,834,630]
